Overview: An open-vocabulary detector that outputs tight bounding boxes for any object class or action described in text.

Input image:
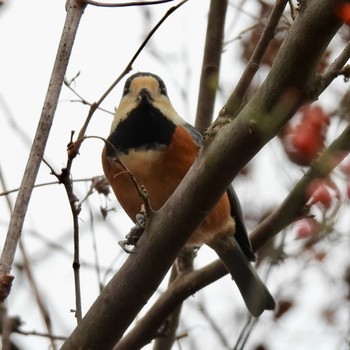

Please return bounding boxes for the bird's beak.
[138,88,153,104]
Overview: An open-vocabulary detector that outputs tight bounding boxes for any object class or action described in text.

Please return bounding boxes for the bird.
[101,72,275,317]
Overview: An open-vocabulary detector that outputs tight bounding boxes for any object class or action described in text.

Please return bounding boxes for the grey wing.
[184,123,203,148]
[184,122,255,261]
[227,185,256,262]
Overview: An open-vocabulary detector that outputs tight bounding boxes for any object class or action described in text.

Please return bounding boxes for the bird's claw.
[135,212,146,229]
[118,210,147,253]
[118,240,135,254]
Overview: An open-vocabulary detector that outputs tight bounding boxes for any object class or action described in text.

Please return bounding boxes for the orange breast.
[102,125,234,245]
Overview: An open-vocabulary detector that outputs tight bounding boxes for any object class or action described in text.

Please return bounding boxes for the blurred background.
[0,0,349,349]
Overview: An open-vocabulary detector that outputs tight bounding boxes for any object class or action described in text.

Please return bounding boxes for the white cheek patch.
[110,97,138,133]
[152,99,185,126]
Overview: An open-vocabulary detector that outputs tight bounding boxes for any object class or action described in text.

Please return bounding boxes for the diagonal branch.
[250,122,350,249]
[313,39,350,97]
[222,0,289,118]
[111,122,350,350]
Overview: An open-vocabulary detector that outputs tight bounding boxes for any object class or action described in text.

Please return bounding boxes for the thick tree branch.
[109,120,350,350]
[0,0,86,303]
[61,1,345,349]
[149,2,228,347]
[195,0,228,133]
[110,121,350,350]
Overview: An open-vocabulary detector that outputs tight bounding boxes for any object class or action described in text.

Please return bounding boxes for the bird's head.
[110,72,184,132]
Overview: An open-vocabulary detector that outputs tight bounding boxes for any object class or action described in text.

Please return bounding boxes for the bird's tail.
[209,235,275,317]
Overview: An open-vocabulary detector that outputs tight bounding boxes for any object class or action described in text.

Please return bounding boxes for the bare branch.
[152,249,195,350]
[0,91,61,174]
[0,177,105,197]
[64,76,114,115]
[0,0,87,303]
[250,122,350,250]
[84,0,175,7]
[195,0,228,133]
[222,0,289,118]
[16,329,66,341]
[314,40,350,97]
[0,168,57,349]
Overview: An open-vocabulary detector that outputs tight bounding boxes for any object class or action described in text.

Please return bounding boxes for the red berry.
[281,105,329,166]
[335,3,350,25]
[340,156,350,177]
[295,218,319,239]
[306,178,335,209]
[346,182,350,200]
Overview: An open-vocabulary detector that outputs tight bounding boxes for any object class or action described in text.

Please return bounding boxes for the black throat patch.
[106,102,176,157]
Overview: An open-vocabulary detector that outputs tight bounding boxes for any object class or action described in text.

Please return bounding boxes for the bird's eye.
[122,86,130,96]
[122,78,132,96]
[159,84,167,96]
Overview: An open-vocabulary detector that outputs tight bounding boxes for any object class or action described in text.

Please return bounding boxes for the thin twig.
[17,329,67,341]
[0,91,61,177]
[196,298,230,349]
[88,207,104,293]
[50,135,83,324]
[288,0,297,19]
[233,317,257,350]
[0,177,105,197]
[251,122,350,250]
[223,22,262,47]
[222,0,289,118]
[69,0,188,162]
[84,0,175,7]
[0,167,57,350]
[63,77,114,115]
[314,40,350,97]
[19,241,58,349]
[81,135,152,214]
[151,266,182,350]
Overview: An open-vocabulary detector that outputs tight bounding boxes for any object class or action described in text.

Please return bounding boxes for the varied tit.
[102,72,275,317]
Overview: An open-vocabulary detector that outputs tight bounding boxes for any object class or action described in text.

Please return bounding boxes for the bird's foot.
[118,206,148,253]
